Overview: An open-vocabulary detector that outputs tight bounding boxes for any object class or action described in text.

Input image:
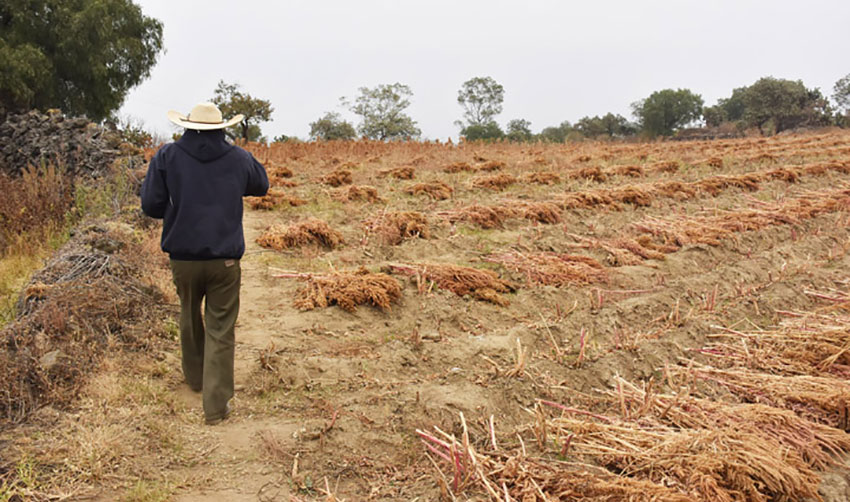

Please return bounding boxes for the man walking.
[141,102,269,425]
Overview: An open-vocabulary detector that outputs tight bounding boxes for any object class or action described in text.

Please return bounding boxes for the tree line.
[1,1,848,143]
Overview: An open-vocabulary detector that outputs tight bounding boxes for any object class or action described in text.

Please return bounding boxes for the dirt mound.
[0,110,128,178]
[0,223,167,423]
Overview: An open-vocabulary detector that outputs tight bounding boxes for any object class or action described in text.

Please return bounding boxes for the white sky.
[119,0,850,141]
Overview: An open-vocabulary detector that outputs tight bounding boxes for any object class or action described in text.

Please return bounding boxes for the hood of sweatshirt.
[175,129,234,162]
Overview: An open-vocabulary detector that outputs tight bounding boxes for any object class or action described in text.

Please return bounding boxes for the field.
[4,129,850,501]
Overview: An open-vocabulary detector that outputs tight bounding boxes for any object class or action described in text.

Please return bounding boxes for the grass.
[121,480,174,502]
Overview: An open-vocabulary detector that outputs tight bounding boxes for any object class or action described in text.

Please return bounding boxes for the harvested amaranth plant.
[256,218,344,250]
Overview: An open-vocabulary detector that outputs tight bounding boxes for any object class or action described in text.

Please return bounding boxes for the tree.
[506,119,532,142]
[461,122,504,142]
[538,121,574,143]
[0,0,163,120]
[575,113,636,138]
[345,83,421,140]
[741,77,831,133]
[632,89,704,137]
[211,80,274,141]
[309,112,356,141]
[833,73,850,114]
[457,76,504,127]
[717,87,748,122]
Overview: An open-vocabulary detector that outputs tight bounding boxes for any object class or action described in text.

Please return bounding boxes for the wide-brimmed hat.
[167,102,244,130]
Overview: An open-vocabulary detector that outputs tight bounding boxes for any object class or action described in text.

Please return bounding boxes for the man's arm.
[140,153,169,219]
[245,156,269,197]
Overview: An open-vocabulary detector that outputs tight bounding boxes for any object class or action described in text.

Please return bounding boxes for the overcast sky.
[118,0,850,141]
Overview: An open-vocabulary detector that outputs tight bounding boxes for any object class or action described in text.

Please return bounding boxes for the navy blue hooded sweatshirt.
[140,129,269,260]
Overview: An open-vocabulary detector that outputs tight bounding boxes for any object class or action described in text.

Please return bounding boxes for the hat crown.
[187,102,224,124]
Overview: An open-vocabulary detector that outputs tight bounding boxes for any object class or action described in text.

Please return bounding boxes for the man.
[141,102,269,425]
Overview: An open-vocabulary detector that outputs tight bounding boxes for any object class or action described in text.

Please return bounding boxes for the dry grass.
[290,268,402,312]
[378,166,415,180]
[443,162,474,173]
[522,171,561,185]
[246,189,306,210]
[320,169,353,187]
[256,218,344,250]
[365,211,430,245]
[487,252,608,286]
[388,263,516,305]
[332,185,382,203]
[404,181,453,200]
[471,173,517,191]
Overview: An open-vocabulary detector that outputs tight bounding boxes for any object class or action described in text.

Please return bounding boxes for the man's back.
[140,129,268,260]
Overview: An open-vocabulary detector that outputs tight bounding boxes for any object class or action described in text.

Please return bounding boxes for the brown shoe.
[205,402,232,426]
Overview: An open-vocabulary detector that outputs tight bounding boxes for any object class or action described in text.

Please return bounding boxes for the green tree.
[211,80,274,141]
[717,87,748,122]
[741,77,831,133]
[506,119,532,142]
[457,76,504,127]
[309,112,356,141]
[538,121,574,143]
[0,0,163,120]
[833,73,850,114]
[575,113,636,138]
[461,121,504,142]
[702,105,727,128]
[632,89,704,138]
[345,83,421,140]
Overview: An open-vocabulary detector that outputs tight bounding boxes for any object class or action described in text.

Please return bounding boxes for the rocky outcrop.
[0,110,127,177]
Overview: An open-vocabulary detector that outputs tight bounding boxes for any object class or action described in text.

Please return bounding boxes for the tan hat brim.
[167,110,245,130]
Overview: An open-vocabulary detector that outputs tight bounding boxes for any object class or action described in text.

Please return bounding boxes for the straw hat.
[167,102,244,130]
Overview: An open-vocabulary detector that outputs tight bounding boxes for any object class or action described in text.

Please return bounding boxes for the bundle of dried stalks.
[439,204,515,229]
[476,160,505,172]
[610,377,850,471]
[269,172,298,188]
[387,263,515,305]
[565,234,665,266]
[320,168,352,187]
[697,315,850,377]
[443,161,474,173]
[288,269,402,312]
[668,363,850,428]
[538,414,821,502]
[1,225,166,422]
[648,160,680,173]
[365,211,430,245]
[332,185,382,203]
[610,164,644,177]
[508,201,562,224]
[267,162,293,178]
[566,165,607,182]
[378,166,415,180]
[404,181,453,200]
[521,171,561,185]
[247,189,306,210]
[486,252,607,286]
[633,187,850,249]
[471,173,517,191]
[256,218,344,250]
[420,418,692,501]
[694,173,761,195]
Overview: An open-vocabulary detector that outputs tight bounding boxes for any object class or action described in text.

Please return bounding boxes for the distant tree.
[457,76,505,127]
[461,121,504,142]
[211,80,274,141]
[506,119,532,142]
[575,113,636,138]
[344,83,421,140]
[832,73,850,114]
[309,112,356,141]
[0,0,163,120]
[272,134,299,143]
[741,77,831,133]
[702,105,727,128]
[718,87,748,122]
[632,89,704,138]
[538,121,574,143]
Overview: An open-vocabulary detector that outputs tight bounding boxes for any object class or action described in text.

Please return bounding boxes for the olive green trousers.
[170,258,240,422]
